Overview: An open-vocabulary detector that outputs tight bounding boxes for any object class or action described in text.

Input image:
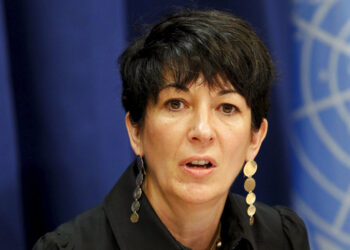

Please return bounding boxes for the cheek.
[219,126,252,186]
[141,115,184,160]
[221,124,252,161]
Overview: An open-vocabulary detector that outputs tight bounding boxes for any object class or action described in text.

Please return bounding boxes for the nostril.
[188,129,215,144]
[188,114,215,143]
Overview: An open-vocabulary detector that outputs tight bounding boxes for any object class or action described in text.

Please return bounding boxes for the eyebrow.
[160,83,237,95]
[218,89,237,96]
[160,83,189,92]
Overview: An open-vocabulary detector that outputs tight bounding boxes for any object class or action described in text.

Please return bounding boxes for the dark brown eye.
[167,99,184,111]
[220,104,237,114]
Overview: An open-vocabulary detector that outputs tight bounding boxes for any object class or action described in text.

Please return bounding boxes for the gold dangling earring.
[243,160,257,226]
[130,155,146,223]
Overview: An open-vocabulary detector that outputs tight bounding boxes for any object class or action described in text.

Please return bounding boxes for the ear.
[125,112,143,156]
[246,118,268,161]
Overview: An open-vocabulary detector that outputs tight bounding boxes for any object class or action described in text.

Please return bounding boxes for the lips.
[179,157,216,177]
[186,160,213,168]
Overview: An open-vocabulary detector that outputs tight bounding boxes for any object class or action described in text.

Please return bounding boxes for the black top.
[33,161,310,250]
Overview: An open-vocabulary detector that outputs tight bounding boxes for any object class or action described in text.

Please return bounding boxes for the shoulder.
[229,194,310,250]
[33,205,119,250]
[273,205,310,250]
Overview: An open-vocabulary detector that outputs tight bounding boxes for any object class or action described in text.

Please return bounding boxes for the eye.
[165,99,185,111]
[219,103,237,115]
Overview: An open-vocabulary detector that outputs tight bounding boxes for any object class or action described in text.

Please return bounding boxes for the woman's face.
[126,77,268,205]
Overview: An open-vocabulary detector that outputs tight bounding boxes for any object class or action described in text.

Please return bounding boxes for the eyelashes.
[165,99,185,111]
[218,103,238,115]
[164,99,239,115]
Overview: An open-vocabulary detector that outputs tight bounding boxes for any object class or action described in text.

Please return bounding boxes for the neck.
[143,179,227,250]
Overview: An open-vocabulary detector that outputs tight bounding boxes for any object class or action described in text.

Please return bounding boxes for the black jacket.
[33,161,310,250]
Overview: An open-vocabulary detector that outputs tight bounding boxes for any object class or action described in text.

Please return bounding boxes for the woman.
[34,10,310,250]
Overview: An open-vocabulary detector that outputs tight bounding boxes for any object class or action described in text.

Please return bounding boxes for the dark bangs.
[120,10,274,129]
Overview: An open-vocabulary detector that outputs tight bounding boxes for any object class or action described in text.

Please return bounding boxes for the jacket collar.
[103,160,255,250]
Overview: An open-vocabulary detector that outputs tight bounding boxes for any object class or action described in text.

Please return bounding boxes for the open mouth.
[181,158,216,177]
[186,160,213,169]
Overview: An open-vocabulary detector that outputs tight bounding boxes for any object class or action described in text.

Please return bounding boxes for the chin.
[173,182,227,205]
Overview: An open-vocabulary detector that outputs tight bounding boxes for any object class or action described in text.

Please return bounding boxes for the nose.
[188,108,215,145]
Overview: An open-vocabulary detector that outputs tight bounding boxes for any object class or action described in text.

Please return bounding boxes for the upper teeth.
[191,160,209,165]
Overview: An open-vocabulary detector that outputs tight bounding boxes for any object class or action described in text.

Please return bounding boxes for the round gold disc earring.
[243,160,257,226]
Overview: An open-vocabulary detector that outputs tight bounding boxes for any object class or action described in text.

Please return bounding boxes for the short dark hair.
[119,9,274,130]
